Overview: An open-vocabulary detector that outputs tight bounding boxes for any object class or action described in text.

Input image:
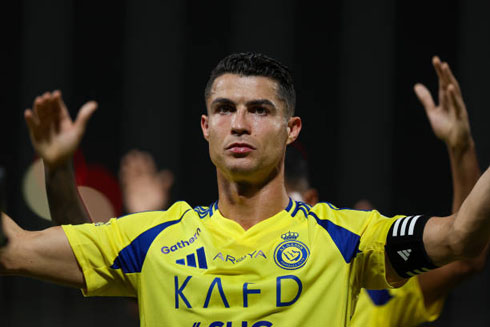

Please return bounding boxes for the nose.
[231,107,251,136]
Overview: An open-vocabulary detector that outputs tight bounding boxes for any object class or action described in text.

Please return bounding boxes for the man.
[2,53,490,326]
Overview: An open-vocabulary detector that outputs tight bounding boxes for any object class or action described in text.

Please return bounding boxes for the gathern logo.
[274,231,309,270]
[161,228,201,254]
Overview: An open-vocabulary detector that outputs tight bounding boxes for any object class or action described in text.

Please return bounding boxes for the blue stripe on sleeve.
[309,211,361,263]
[110,209,191,273]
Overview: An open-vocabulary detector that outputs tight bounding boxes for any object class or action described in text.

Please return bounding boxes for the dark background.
[1,0,489,326]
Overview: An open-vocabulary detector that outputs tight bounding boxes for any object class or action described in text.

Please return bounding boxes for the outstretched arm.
[414,56,487,309]
[25,91,97,224]
[423,167,490,264]
[0,212,84,288]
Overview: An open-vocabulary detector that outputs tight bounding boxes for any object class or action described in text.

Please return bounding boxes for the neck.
[216,168,290,230]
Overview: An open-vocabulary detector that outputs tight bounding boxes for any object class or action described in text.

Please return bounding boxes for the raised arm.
[24,91,97,224]
[414,56,487,309]
[415,56,481,212]
[0,212,84,288]
[385,57,490,284]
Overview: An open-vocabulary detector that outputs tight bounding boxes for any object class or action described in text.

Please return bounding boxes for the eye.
[216,104,234,114]
[251,106,268,115]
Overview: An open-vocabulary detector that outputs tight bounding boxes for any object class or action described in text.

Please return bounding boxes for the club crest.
[274,231,310,270]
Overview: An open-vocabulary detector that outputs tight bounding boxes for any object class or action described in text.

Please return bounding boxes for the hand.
[414,56,472,150]
[24,91,97,169]
[119,150,174,213]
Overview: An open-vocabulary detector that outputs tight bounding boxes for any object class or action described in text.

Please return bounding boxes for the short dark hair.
[204,52,296,117]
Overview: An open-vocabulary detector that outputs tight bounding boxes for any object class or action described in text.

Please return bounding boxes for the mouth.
[225,142,255,154]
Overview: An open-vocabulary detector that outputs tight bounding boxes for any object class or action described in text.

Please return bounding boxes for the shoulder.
[116,201,194,223]
[309,202,377,231]
[308,202,406,243]
[72,201,196,240]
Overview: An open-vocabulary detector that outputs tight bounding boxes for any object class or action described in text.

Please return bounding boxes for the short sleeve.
[310,203,402,290]
[352,210,401,289]
[62,210,174,297]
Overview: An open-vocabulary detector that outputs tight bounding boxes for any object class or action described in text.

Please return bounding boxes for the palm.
[426,104,456,141]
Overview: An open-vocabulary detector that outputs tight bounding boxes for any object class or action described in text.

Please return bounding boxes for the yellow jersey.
[63,200,403,326]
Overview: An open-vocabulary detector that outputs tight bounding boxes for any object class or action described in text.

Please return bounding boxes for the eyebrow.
[247,99,276,108]
[211,98,276,108]
[211,98,234,106]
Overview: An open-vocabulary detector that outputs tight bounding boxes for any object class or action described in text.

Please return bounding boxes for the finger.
[443,63,461,94]
[36,92,56,127]
[24,109,42,139]
[24,109,39,128]
[120,150,138,170]
[448,84,466,119]
[74,101,98,133]
[32,95,43,118]
[45,93,62,134]
[439,62,453,87]
[53,90,71,120]
[432,56,447,89]
[140,151,157,172]
[33,94,53,140]
[35,92,52,119]
[414,83,436,111]
[125,151,155,176]
[120,150,143,182]
[441,85,449,113]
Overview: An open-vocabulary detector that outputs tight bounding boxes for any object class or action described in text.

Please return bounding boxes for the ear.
[201,114,210,141]
[286,116,302,145]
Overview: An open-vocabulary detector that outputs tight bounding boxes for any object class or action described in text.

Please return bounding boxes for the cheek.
[207,119,223,140]
[253,120,288,147]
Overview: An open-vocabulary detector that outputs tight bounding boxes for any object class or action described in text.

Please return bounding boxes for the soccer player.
[2,53,490,326]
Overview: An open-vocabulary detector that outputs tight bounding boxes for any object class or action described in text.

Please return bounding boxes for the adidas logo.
[176,246,208,269]
[397,249,412,261]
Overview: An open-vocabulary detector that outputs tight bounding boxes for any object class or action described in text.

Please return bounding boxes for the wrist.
[447,136,475,158]
[44,159,74,176]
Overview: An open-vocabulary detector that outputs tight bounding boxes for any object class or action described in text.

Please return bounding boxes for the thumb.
[74,101,98,132]
[414,83,436,112]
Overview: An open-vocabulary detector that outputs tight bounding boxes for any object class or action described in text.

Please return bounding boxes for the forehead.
[207,74,281,105]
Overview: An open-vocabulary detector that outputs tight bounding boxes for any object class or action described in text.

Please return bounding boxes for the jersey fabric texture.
[351,277,444,326]
[63,199,405,327]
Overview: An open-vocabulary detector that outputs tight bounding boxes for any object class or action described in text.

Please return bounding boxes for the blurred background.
[1,0,489,325]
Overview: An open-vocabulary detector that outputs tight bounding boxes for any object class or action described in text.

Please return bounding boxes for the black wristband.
[385,215,438,278]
